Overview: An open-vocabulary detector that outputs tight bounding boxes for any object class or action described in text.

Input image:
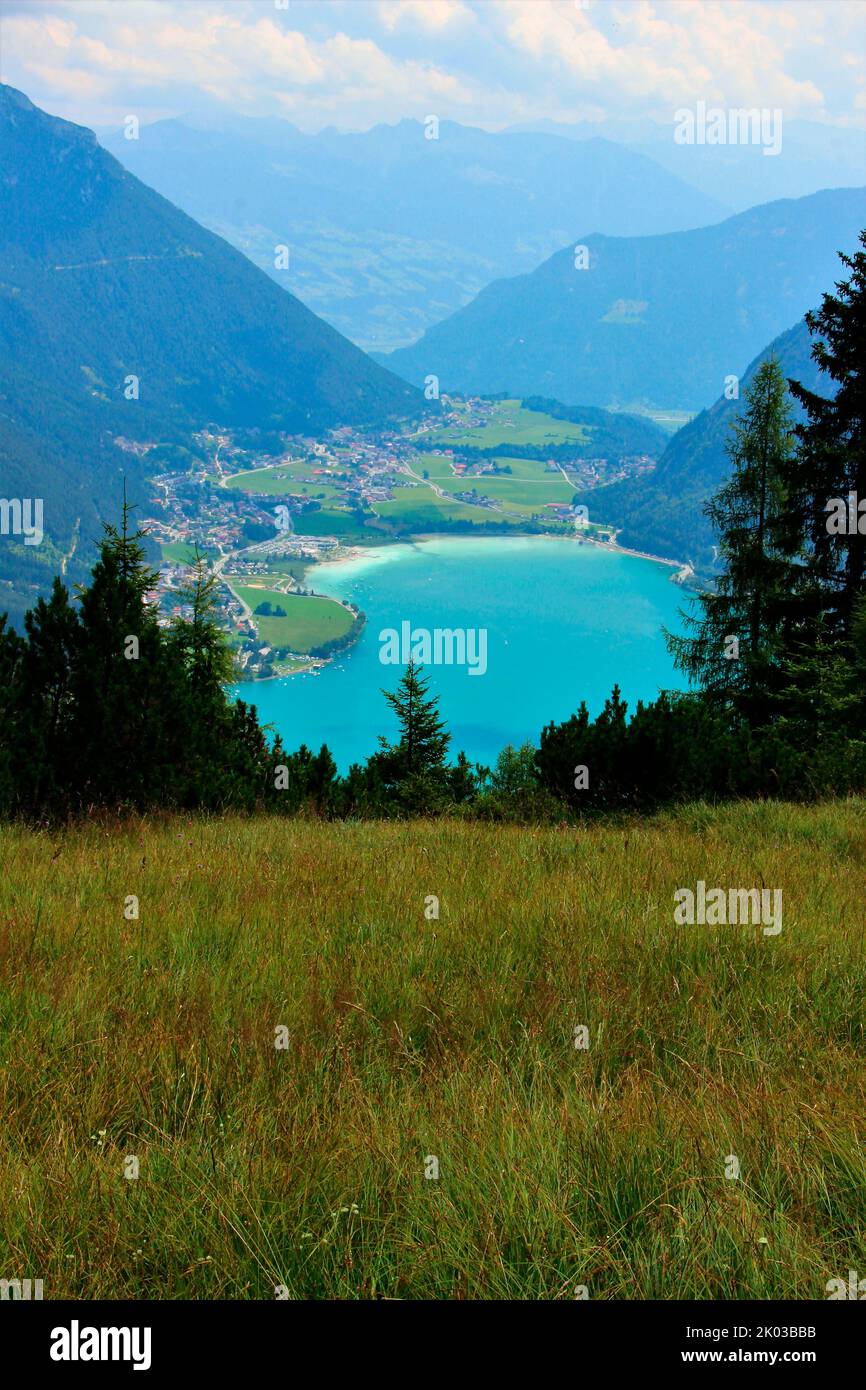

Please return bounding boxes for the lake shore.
[296,528,695,587]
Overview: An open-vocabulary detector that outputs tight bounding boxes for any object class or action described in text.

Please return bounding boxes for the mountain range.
[100,116,728,353]
[378,187,865,413]
[0,84,421,626]
[507,116,866,214]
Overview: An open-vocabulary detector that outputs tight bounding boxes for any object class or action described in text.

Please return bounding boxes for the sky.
[0,0,864,135]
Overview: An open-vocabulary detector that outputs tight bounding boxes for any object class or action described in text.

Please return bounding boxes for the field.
[373,485,523,529]
[222,461,343,501]
[1,801,864,1299]
[225,582,354,652]
[160,542,217,565]
[426,399,593,450]
[407,454,582,519]
[257,558,311,585]
[413,452,462,479]
[442,462,577,509]
[291,508,372,541]
[220,435,584,540]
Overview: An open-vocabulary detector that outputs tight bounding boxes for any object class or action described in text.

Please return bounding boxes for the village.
[136,396,656,675]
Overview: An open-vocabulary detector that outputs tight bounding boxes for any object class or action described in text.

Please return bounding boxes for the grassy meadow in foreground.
[0,801,864,1300]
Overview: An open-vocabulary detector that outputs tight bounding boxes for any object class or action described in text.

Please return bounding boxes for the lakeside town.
[131,395,670,679]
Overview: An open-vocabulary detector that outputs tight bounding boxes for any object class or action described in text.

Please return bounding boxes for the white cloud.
[378,0,471,33]
[502,0,833,115]
[0,0,861,131]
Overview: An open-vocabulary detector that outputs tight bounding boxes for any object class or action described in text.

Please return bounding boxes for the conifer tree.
[169,550,235,696]
[164,550,237,804]
[71,491,166,806]
[380,660,450,773]
[374,660,451,812]
[0,614,24,815]
[666,357,802,725]
[0,506,294,816]
[18,579,81,810]
[788,232,866,640]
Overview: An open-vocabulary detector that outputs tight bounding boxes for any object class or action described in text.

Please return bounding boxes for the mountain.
[100,117,728,353]
[507,116,866,216]
[0,85,421,626]
[574,319,834,574]
[379,188,865,413]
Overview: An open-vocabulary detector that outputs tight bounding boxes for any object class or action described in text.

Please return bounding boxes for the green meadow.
[409,454,580,518]
[225,583,354,652]
[428,399,593,450]
[223,461,342,501]
[257,558,311,585]
[0,801,863,1299]
[438,461,577,509]
[373,485,522,528]
[160,542,218,566]
[291,508,372,541]
[412,451,461,480]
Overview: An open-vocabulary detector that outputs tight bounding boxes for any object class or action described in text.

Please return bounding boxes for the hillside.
[101,116,727,353]
[2,801,864,1298]
[577,319,834,572]
[380,188,865,412]
[0,85,421,626]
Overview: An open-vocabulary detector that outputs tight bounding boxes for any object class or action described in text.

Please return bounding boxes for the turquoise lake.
[233,537,692,770]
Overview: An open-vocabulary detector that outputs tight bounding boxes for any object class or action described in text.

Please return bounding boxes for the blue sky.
[0,0,863,133]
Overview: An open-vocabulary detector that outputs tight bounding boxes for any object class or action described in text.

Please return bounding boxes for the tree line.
[0,236,863,821]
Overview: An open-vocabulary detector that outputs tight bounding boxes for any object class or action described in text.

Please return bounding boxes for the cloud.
[501,0,834,115]
[378,0,472,33]
[0,0,861,132]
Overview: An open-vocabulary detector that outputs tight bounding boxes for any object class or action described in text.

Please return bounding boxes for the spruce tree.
[18,578,81,811]
[0,614,24,815]
[375,660,451,812]
[164,551,237,805]
[788,232,866,640]
[381,660,449,772]
[0,506,287,817]
[169,550,235,696]
[666,357,802,725]
[72,492,166,806]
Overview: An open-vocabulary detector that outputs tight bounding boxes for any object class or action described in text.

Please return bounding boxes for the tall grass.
[1,800,864,1299]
